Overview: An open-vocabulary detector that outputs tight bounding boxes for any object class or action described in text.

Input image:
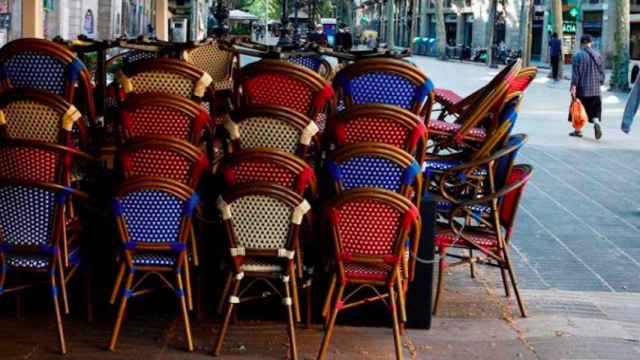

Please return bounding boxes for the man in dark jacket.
[335,24,353,51]
[570,34,605,139]
[307,24,328,46]
[548,32,562,81]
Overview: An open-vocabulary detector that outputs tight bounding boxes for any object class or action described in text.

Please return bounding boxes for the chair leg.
[213,272,242,356]
[217,271,233,315]
[317,282,345,360]
[50,270,67,355]
[176,272,194,352]
[389,286,404,360]
[85,267,94,322]
[499,265,511,297]
[503,249,527,318]
[322,274,336,319]
[183,262,194,312]
[289,262,301,323]
[108,271,134,351]
[432,253,446,316]
[469,249,476,279]
[190,225,199,267]
[305,279,312,329]
[282,275,299,360]
[396,275,407,324]
[57,253,70,315]
[109,262,126,305]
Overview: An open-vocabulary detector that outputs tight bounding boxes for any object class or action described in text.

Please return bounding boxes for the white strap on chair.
[230,247,245,257]
[278,249,295,259]
[62,106,82,131]
[300,121,319,145]
[194,72,213,98]
[216,196,232,220]
[229,295,240,304]
[182,50,191,62]
[235,272,245,280]
[115,70,134,94]
[223,114,240,140]
[281,275,290,283]
[0,110,5,125]
[291,199,311,225]
[282,297,292,306]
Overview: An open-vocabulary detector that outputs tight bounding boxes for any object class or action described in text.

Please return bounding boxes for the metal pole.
[489,0,498,68]
[278,0,291,45]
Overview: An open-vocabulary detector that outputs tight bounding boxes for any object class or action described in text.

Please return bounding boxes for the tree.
[485,0,497,65]
[519,0,534,66]
[551,0,563,78]
[434,0,446,58]
[409,0,418,45]
[611,0,630,91]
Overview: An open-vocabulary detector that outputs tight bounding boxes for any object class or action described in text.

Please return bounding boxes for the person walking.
[548,32,562,82]
[569,34,605,139]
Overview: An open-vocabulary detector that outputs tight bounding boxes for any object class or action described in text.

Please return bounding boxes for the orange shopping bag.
[570,97,588,132]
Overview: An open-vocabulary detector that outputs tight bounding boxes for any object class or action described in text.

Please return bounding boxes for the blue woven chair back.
[122,50,158,66]
[494,134,526,190]
[288,55,322,72]
[1,52,85,96]
[116,189,184,244]
[337,72,433,111]
[329,155,421,192]
[0,185,57,247]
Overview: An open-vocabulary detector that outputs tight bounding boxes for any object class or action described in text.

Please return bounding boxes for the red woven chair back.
[222,148,316,195]
[499,164,533,231]
[509,67,537,93]
[119,136,209,188]
[118,94,209,145]
[237,59,335,120]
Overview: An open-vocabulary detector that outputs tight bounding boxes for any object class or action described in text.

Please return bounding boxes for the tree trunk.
[552,0,563,78]
[386,0,396,47]
[410,0,418,44]
[434,0,446,58]
[486,0,497,65]
[520,0,531,66]
[611,0,630,91]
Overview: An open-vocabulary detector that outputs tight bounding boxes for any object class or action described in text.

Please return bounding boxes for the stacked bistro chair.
[107,177,198,352]
[286,53,334,80]
[214,183,311,359]
[235,59,335,131]
[432,164,533,318]
[0,38,97,139]
[318,188,420,360]
[332,57,435,117]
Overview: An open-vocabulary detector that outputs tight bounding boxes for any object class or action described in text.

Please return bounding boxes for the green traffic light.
[569,7,578,18]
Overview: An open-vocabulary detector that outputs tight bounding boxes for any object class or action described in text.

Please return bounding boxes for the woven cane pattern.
[427,120,487,140]
[123,50,157,66]
[238,117,300,153]
[435,229,498,248]
[229,195,293,250]
[127,106,192,140]
[344,262,393,281]
[6,253,51,269]
[244,74,314,115]
[240,258,283,272]
[350,73,417,109]
[4,52,66,95]
[0,146,58,182]
[342,116,409,147]
[130,72,194,98]
[288,56,322,72]
[126,148,191,184]
[229,160,297,189]
[339,156,404,191]
[187,43,234,86]
[120,190,183,244]
[132,252,176,266]
[0,185,55,246]
[337,200,401,256]
[3,100,62,142]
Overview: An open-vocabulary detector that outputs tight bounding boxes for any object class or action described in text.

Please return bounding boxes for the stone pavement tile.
[527,337,640,360]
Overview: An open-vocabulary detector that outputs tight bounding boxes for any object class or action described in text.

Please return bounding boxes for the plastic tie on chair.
[171,243,187,253]
[338,252,352,262]
[229,295,240,304]
[0,243,12,252]
[402,205,420,230]
[402,160,422,185]
[223,115,240,140]
[194,72,213,98]
[112,199,124,216]
[282,297,292,306]
[50,285,59,297]
[175,288,185,298]
[0,110,5,125]
[414,79,435,104]
[40,244,59,255]
[62,106,82,131]
[333,122,346,145]
[300,121,319,146]
[222,166,236,185]
[383,255,400,265]
[278,249,295,260]
[235,272,245,281]
[123,242,137,250]
[327,208,340,225]
[335,72,352,97]
[120,111,134,131]
[296,166,315,194]
[194,111,210,136]
[115,71,134,94]
[313,83,335,110]
[67,58,86,83]
[182,193,200,216]
[122,288,134,299]
[335,299,345,310]
[0,286,3,295]
[120,152,132,172]
[54,187,72,205]
[216,196,232,220]
[325,160,342,182]
[291,199,311,225]
[281,275,290,283]
[229,247,245,257]
[409,122,427,150]
[193,154,210,181]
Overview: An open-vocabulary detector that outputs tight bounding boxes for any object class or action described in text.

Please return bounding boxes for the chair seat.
[6,247,81,269]
[434,88,463,107]
[240,258,283,273]
[427,120,486,140]
[344,262,393,282]
[435,200,492,215]
[132,252,177,267]
[424,159,488,176]
[435,228,498,249]
[214,78,233,91]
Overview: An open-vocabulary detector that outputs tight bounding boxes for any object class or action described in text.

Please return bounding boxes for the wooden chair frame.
[0,179,89,355]
[332,57,434,117]
[213,183,311,360]
[0,38,96,127]
[108,177,196,352]
[318,188,420,360]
